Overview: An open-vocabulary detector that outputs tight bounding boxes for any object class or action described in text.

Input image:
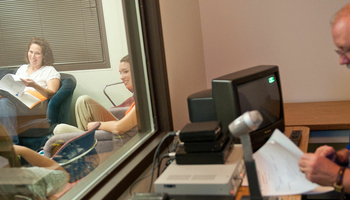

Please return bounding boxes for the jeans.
[0,98,19,144]
[0,97,47,145]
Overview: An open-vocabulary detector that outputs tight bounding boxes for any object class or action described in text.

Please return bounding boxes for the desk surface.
[284,100,350,130]
[235,126,310,200]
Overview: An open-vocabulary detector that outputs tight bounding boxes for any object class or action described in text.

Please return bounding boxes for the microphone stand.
[239,134,263,200]
[229,111,278,200]
[238,134,279,200]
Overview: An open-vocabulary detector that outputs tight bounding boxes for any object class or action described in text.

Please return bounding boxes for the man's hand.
[336,148,350,165]
[299,153,340,186]
[314,145,349,165]
[315,145,336,161]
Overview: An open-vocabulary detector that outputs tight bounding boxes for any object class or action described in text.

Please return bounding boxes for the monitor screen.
[237,74,280,130]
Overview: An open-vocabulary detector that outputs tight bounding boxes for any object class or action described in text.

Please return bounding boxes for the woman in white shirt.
[0,37,60,144]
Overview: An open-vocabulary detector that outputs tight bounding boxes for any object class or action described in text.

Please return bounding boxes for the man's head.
[332,3,350,68]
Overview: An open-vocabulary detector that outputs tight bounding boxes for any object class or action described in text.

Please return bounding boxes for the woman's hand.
[20,78,60,99]
[20,78,38,88]
[87,121,100,130]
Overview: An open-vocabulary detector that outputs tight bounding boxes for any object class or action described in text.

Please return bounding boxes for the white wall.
[160,0,350,130]
[63,0,132,124]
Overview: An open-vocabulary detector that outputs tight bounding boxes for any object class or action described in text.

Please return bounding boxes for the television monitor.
[187,89,217,123]
[187,65,284,151]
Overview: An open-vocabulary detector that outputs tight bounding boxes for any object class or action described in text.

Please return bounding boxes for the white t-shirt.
[16,64,60,91]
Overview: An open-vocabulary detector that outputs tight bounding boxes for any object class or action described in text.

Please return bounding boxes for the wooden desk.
[235,126,310,200]
[284,100,350,130]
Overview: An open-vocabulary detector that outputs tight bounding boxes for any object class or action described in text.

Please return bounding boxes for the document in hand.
[251,129,333,196]
[0,74,47,109]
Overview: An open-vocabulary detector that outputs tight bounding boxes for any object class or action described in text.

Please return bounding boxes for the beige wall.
[199,0,350,103]
[160,0,207,130]
[160,0,350,131]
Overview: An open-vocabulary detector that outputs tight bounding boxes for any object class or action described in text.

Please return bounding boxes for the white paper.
[303,186,334,194]
[241,174,333,195]
[0,74,25,97]
[19,91,42,108]
[0,74,43,108]
[248,129,333,196]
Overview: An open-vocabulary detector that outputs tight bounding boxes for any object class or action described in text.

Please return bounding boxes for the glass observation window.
[0,0,158,199]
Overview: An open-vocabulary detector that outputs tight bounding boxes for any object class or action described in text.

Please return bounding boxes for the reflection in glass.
[0,0,154,199]
[0,124,68,199]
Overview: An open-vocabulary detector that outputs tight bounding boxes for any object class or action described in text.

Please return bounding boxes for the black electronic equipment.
[179,121,222,143]
[175,137,233,165]
[183,131,229,153]
[289,130,302,146]
[187,89,217,122]
[187,65,285,152]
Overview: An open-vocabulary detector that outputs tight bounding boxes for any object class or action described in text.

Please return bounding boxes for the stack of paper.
[242,129,333,196]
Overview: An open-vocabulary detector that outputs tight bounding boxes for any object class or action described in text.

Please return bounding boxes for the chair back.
[17,72,76,151]
[0,68,17,79]
[47,73,77,125]
[0,68,77,127]
[51,123,100,182]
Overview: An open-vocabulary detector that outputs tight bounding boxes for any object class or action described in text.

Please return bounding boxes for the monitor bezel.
[212,65,284,151]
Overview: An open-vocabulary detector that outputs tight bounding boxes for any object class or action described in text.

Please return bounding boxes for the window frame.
[66,0,173,199]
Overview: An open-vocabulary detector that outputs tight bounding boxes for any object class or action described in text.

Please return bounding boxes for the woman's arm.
[13,145,69,179]
[87,106,137,134]
[20,78,60,98]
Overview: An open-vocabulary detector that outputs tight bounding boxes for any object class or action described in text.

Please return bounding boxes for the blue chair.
[0,68,77,151]
[18,73,77,151]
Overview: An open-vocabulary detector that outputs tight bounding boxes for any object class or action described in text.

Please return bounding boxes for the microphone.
[228,110,264,199]
[228,110,263,138]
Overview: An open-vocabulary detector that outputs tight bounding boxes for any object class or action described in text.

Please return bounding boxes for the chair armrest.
[108,107,129,119]
[43,132,83,158]
[47,74,76,125]
[44,130,114,157]
[103,82,124,107]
